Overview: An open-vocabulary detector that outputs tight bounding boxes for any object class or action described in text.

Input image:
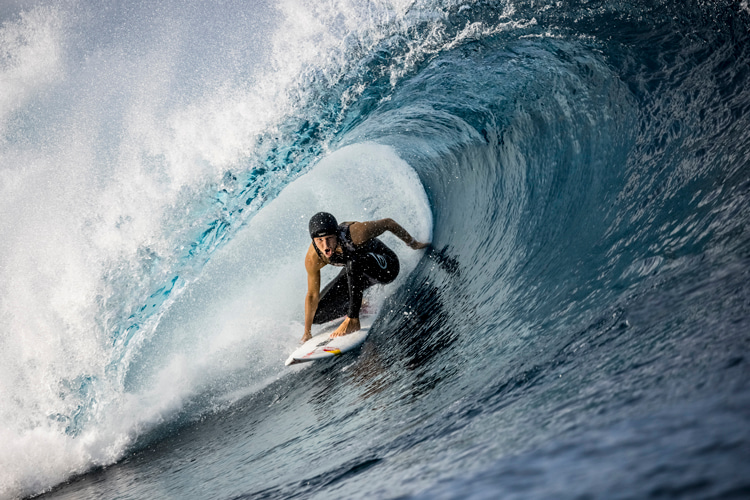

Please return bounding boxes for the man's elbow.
[381,218,398,233]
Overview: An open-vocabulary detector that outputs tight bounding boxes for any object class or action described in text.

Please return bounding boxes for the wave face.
[2,0,750,499]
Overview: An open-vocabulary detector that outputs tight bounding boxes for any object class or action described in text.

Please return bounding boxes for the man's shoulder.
[348,219,388,246]
[305,243,326,272]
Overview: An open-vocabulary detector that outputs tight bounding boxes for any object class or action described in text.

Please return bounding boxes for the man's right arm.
[302,245,323,342]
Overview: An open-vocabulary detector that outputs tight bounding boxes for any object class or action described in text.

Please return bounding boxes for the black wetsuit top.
[312,222,399,322]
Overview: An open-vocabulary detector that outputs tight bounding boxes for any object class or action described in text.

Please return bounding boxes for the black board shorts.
[313,238,399,323]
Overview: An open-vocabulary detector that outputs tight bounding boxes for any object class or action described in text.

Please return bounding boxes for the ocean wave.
[2,0,749,498]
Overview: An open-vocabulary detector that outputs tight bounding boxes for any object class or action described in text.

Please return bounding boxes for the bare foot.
[301,332,312,343]
[330,317,361,338]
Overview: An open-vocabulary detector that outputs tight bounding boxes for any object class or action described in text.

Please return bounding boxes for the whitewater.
[1,0,749,499]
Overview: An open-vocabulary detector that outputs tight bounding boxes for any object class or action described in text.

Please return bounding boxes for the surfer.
[302,212,429,342]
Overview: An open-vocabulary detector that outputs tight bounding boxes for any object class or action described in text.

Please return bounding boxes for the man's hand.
[331,317,361,337]
[409,240,430,250]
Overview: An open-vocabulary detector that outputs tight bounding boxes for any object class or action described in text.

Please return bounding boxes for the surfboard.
[285,316,373,366]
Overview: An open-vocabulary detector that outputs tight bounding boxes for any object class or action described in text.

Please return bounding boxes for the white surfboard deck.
[285,315,373,366]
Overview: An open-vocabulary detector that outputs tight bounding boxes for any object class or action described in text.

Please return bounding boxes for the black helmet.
[308,212,338,239]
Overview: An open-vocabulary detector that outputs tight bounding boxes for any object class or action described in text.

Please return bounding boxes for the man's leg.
[345,241,400,319]
[313,268,350,324]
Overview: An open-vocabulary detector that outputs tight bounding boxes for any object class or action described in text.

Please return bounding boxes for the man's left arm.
[349,218,429,249]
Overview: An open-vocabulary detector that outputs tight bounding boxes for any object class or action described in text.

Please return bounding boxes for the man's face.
[314,235,338,258]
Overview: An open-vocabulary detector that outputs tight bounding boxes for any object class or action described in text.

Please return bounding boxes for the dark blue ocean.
[1,0,749,498]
